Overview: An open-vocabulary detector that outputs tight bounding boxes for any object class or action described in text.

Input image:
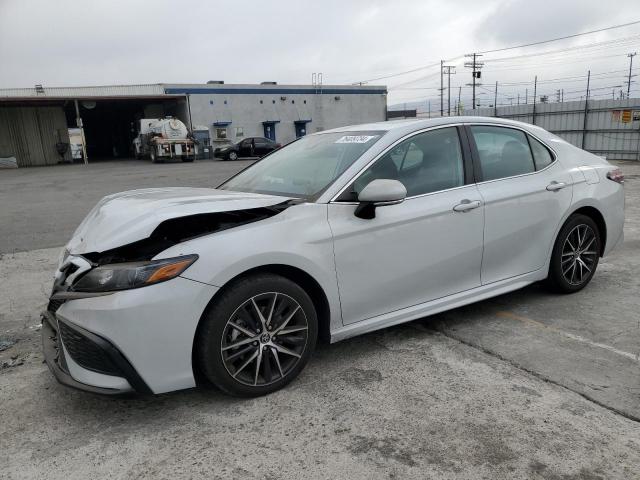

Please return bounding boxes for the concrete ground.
[0,158,638,479]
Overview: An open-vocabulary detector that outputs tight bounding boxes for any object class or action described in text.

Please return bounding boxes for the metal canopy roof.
[0,83,167,98]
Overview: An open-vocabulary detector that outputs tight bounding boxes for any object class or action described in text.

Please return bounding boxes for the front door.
[329,126,484,325]
[467,125,573,284]
[263,123,276,141]
[295,122,307,138]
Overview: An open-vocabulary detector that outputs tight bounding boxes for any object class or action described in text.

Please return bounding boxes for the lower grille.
[58,321,121,376]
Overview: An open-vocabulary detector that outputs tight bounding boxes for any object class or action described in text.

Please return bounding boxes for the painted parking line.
[496,311,639,362]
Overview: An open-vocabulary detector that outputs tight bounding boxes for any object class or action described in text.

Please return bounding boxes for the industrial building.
[0,82,387,167]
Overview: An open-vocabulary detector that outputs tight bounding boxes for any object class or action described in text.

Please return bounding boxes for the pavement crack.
[427,324,640,425]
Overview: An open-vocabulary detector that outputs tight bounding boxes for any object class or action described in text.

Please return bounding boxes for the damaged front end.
[81,200,296,265]
[42,195,298,394]
[48,199,298,301]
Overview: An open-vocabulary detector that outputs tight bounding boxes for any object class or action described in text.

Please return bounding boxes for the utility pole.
[561,89,564,102]
[532,76,537,125]
[464,53,483,110]
[494,81,498,117]
[442,65,456,116]
[582,70,590,150]
[517,93,520,105]
[556,89,561,103]
[525,88,528,104]
[627,52,637,97]
[457,86,462,115]
[440,60,444,117]
[428,100,431,119]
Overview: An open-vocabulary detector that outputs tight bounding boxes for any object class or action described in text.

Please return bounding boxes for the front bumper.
[42,311,149,395]
[42,276,219,395]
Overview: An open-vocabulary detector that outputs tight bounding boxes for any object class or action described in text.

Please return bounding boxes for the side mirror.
[355,179,407,219]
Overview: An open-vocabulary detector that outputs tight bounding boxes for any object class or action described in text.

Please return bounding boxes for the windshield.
[219,131,385,198]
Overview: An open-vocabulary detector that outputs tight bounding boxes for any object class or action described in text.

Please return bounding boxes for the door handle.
[453,200,481,212]
[546,181,567,191]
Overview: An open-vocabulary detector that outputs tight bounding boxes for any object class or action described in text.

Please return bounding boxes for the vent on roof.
[261,81,277,85]
[207,80,224,84]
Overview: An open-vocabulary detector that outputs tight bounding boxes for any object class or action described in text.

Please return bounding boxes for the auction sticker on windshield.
[335,135,378,144]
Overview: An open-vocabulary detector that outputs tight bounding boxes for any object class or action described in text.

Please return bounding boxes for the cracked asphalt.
[0,158,638,479]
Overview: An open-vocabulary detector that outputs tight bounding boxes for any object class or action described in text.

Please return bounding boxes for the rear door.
[254,138,270,156]
[329,126,485,325]
[467,124,573,284]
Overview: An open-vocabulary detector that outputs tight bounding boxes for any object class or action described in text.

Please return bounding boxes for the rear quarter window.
[528,135,554,170]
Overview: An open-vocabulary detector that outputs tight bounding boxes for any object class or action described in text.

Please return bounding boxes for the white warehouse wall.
[164,83,387,146]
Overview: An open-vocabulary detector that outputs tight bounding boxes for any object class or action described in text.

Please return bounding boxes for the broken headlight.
[58,247,70,268]
[72,255,198,292]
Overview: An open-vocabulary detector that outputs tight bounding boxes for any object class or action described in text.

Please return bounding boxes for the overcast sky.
[1,0,639,108]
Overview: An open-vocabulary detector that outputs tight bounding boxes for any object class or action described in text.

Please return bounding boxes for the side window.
[528,135,554,170]
[351,127,464,198]
[470,126,535,181]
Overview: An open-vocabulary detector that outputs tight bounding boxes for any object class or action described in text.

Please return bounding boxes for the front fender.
[156,203,343,332]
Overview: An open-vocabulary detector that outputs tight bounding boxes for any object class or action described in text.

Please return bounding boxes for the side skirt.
[329,269,546,343]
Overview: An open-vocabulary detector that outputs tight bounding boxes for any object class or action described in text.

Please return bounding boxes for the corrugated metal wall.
[463,98,640,160]
[0,106,71,167]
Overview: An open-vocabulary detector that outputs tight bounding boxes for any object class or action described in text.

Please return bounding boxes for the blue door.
[295,122,307,138]
[263,123,276,141]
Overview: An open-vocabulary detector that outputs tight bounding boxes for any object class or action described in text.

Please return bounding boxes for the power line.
[477,20,640,54]
[356,20,640,86]
[482,34,640,63]
[352,56,463,84]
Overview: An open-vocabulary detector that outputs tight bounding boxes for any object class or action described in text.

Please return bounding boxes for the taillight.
[606,168,624,184]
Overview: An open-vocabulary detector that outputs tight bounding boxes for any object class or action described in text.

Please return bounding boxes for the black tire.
[181,156,194,163]
[227,151,238,161]
[546,214,601,293]
[150,150,158,163]
[196,274,318,397]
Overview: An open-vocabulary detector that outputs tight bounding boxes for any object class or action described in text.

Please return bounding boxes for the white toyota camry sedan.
[43,117,625,397]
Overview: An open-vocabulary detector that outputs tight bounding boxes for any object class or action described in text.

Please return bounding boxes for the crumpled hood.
[67,187,290,254]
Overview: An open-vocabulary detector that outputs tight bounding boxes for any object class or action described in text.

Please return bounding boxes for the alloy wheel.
[220,292,309,387]
[561,224,598,286]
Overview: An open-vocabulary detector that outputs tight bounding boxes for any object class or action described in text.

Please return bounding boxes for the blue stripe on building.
[165,87,387,95]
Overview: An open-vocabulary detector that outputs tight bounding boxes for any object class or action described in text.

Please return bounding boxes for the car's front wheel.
[227,151,238,161]
[196,274,317,397]
[547,214,601,293]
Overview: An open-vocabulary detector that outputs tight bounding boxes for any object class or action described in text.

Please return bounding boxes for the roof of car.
[321,116,537,134]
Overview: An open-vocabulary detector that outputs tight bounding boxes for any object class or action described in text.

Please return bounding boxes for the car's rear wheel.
[547,214,601,293]
[196,274,317,397]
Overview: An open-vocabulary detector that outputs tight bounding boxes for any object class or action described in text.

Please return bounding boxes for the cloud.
[474,0,637,47]
[0,0,638,108]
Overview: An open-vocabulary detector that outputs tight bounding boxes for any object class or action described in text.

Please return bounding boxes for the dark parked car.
[214,137,281,160]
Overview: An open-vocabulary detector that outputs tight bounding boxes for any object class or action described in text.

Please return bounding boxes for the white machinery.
[133,117,196,163]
